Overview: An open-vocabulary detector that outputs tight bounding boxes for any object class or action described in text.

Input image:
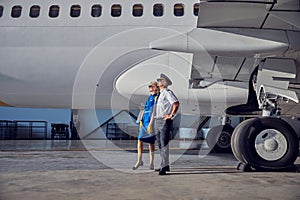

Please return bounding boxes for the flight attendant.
[132,81,159,170]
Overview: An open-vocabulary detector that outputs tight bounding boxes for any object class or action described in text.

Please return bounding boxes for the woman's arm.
[147,111,155,133]
[139,110,144,128]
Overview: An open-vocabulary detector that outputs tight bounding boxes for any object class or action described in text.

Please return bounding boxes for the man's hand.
[163,114,173,120]
[163,101,179,120]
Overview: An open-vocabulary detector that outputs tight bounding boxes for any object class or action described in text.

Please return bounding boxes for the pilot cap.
[157,73,172,86]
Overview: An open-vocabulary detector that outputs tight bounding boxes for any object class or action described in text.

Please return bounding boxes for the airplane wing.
[197,0,300,31]
[194,0,300,113]
[151,0,300,59]
[151,0,300,86]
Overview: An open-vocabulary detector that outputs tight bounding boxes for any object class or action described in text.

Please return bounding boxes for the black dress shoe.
[158,169,167,175]
[158,166,170,175]
[155,165,170,172]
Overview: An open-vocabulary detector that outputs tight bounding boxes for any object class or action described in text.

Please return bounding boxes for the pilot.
[155,73,180,175]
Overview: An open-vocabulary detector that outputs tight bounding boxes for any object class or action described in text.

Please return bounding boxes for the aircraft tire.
[231,118,257,163]
[207,125,234,153]
[232,117,299,170]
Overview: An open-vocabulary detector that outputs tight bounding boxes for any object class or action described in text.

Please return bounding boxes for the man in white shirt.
[155,73,180,175]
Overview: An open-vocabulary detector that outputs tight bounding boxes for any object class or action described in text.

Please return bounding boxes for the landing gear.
[229,59,300,172]
[206,125,234,153]
[231,117,299,171]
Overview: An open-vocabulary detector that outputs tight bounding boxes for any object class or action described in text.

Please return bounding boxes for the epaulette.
[167,89,174,95]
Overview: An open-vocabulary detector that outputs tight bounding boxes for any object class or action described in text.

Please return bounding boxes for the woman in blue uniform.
[132,81,158,170]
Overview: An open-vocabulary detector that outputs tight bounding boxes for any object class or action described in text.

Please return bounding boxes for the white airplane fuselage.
[0,0,299,117]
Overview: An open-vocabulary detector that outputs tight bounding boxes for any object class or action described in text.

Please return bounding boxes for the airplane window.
[29,5,40,18]
[49,5,59,18]
[111,4,122,17]
[132,4,143,17]
[0,6,3,18]
[153,4,163,17]
[11,5,22,18]
[174,4,184,17]
[194,3,199,16]
[70,5,81,18]
[91,4,102,17]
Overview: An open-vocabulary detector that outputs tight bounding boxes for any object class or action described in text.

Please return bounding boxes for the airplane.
[0,0,299,171]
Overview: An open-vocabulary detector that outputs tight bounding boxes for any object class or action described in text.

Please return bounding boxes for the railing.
[0,120,47,139]
[0,121,17,139]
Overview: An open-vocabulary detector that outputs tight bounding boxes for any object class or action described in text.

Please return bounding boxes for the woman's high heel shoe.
[149,164,154,170]
[132,161,143,170]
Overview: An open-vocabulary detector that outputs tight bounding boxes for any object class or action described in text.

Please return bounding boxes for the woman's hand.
[147,125,153,133]
[139,121,143,128]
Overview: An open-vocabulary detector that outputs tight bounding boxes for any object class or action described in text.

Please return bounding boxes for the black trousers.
[155,119,172,168]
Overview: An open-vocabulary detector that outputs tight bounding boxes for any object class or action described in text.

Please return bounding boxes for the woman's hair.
[149,81,159,93]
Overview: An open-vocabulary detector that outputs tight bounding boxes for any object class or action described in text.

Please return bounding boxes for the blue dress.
[138,94,157,144]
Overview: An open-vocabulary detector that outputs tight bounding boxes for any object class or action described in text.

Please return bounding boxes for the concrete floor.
[0,140,300,200]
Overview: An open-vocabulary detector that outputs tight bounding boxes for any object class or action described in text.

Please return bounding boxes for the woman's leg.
[133,140,143,168]
[149,143,155,169]
[137,140,143,163]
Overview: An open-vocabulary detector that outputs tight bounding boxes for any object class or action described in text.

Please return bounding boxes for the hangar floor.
[0,140,300,200]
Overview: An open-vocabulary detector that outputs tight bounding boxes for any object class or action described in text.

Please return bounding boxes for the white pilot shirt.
[155,88,178,119]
